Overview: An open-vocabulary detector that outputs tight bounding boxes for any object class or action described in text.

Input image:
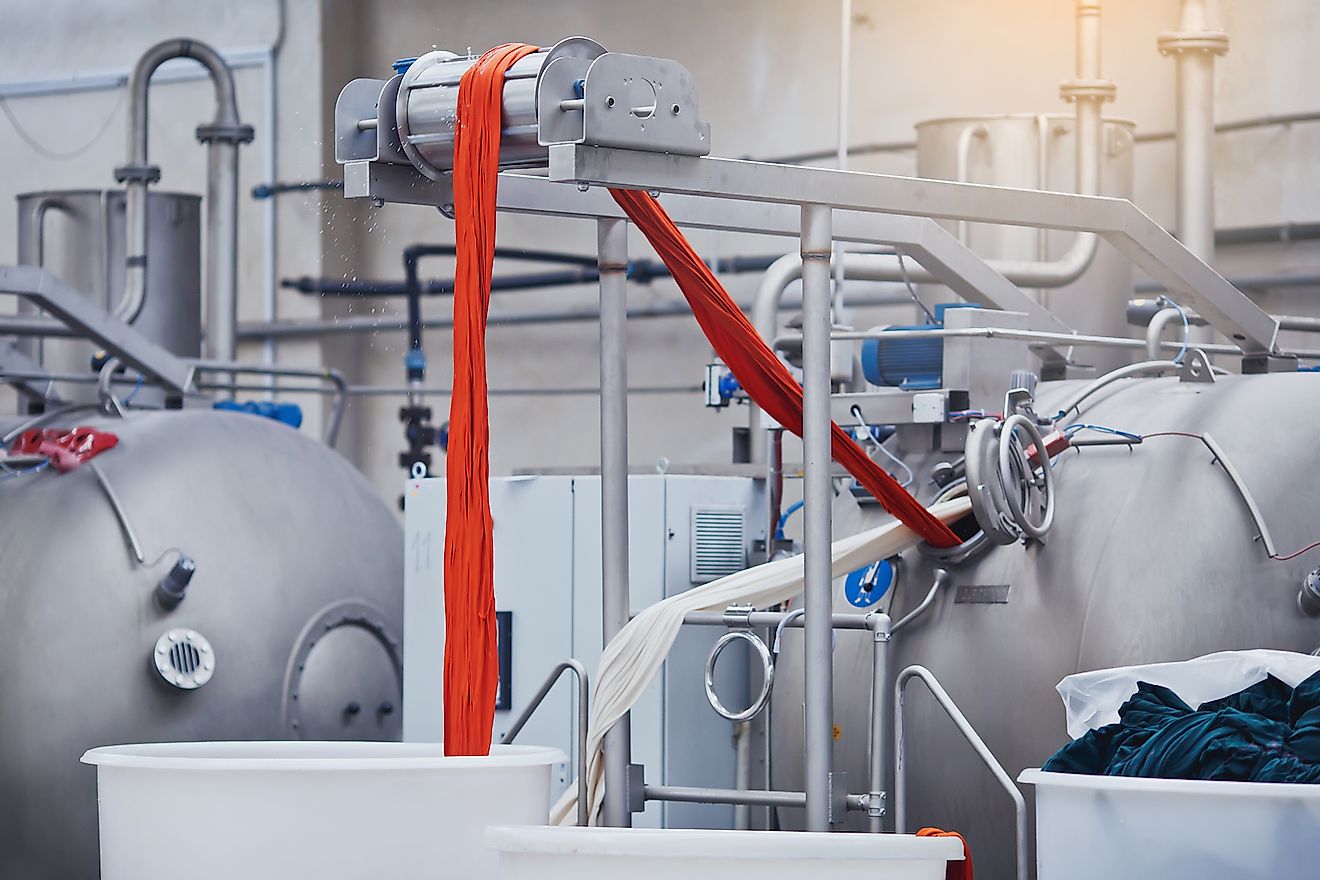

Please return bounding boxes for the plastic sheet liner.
[1057,649,1320,739]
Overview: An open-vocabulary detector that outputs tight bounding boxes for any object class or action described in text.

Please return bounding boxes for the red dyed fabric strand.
[445,42,540,756]
[609,188,961,549]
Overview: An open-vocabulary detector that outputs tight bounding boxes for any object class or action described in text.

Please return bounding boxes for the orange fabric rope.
[445,41,540,757]
[916,827,974,880]
[609,188,962,548]
[446,45,960,755]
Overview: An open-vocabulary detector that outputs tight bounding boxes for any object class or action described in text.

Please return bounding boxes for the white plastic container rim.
[81,741,566,771]
[1020,768,1320,799]
[485,826,965,861]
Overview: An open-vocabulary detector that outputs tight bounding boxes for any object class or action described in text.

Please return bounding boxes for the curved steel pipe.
[1146,307,1185,360]
[116,39,251,371]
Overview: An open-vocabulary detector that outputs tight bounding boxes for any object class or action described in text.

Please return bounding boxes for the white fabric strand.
[550,497,972,825]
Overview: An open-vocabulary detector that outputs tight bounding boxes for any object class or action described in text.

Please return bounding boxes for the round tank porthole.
[152,629,215,690]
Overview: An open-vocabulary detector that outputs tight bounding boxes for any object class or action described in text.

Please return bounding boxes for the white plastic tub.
[485,826,963,879]
[82,741,565,880]
[1022,769,1320,879]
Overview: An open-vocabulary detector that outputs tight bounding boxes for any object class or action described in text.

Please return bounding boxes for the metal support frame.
[500,658,590,827]
[343,161,1072,362]
[597,217,633,827]
[895,665,1028,880]
[0,341,64,404]
[0,266,194,393]
[547,144,1282,360]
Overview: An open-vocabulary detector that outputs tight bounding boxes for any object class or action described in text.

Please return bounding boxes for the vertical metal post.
[800,204,835,831]
[204,139,241,395]
[868,612,892,832]
[597,216,633,827]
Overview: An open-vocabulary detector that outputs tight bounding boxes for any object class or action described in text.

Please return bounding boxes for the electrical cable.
[873,437,915,488]
[895,248,937,323]
[775,499,804,541]
[0,458,50,480]
[0,88,125,161]
[1163,296,1191,364]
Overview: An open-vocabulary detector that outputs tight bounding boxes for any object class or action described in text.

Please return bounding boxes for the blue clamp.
[392,57,418,76]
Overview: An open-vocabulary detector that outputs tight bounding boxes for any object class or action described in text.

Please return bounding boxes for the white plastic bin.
[1022,768,1320,879]
[82,741,565,880]
[485,826,963,879]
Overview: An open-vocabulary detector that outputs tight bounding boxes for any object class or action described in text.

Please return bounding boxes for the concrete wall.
[3,0,1317,508]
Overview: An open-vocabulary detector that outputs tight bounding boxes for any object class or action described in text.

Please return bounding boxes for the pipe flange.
[113,163,161,184]
[704,630,774,723]
[196,123,256,145]
[1157,31,1229,56]
[1059,79,1117,103]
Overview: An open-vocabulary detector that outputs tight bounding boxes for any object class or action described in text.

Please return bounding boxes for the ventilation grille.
[691,506,746,583]
[169,642,202,675]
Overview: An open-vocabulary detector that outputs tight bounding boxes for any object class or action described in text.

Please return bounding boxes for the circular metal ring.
[704,630,774,722]
[997,414,1055,540]
[964,419,1024,545]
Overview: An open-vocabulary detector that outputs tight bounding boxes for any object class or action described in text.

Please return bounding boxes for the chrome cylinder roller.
[335,36,711,179]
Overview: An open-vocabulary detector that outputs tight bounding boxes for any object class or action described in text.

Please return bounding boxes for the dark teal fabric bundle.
[1044,670,1320,782]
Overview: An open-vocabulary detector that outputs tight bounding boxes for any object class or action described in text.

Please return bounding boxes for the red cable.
[609,188,961,549]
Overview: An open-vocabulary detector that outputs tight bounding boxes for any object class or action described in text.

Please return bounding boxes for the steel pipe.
[597,217,632,828]
[800,203,835,831]
[115,38,251,349]
[867,611,892,833]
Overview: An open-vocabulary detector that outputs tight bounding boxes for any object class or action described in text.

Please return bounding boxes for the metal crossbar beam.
[548,144,1280,356]
[0,266,194,392]
[346,161,1071,361]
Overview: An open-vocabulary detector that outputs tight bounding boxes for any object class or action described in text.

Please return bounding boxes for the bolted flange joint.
[196,122,256,145]
[113,163,161,184]
[1059,79,1117,104]
[1157,30,1229,57]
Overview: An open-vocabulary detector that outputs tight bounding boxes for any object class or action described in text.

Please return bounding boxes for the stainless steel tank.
[914,114,1136,372]
[0,409,403,878]
[772,371,1320,878]
[16,190,202,403]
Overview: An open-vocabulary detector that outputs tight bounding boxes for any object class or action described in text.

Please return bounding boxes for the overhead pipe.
[113,39,253,368]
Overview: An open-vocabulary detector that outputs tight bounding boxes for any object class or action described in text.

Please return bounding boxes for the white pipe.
[953,124,988,243]
[262,0,287,394]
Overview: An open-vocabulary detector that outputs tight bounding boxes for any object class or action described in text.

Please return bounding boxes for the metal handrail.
[894,664,1028,880]
[500,658,590,827]
[188,359,349,448]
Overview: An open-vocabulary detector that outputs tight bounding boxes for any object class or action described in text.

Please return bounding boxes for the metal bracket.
[1179,348,1216,383]
[827,770,849,827]
[538,53,710,156]
[626,762,647,815]
[720,603,755,628]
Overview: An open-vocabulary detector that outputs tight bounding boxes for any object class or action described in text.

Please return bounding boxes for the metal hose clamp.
[704,630,774,722]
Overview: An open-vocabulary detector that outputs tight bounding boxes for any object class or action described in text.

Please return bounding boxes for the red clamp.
[10,427,119,473]
[1026,428,1070,468]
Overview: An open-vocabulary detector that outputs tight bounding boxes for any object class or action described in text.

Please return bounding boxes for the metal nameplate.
[954,584,1011,604]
